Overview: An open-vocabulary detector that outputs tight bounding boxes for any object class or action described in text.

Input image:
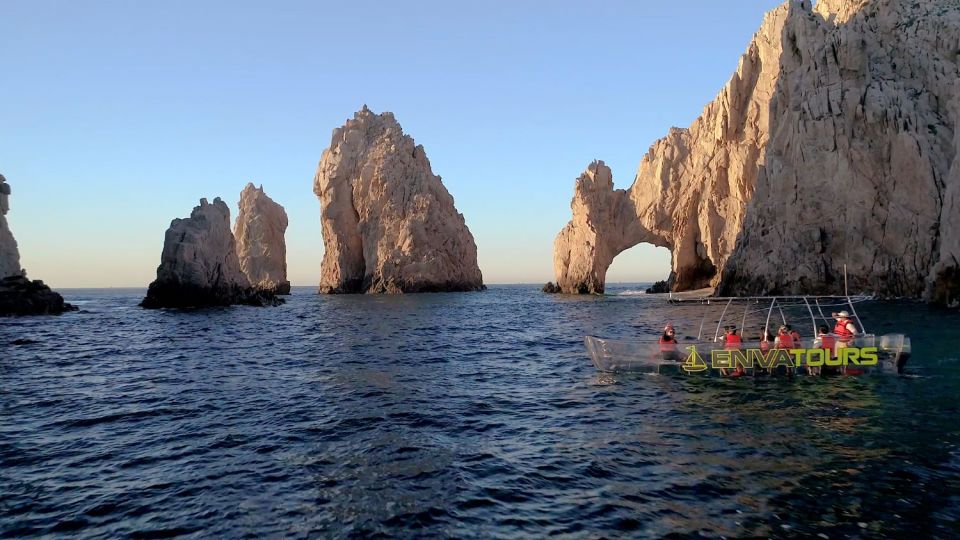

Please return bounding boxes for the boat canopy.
[667,295,874,343]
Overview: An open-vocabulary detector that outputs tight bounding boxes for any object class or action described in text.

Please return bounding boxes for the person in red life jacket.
[723,326,745,377]
[774,325,795,349]
[787,325,802,348]
[759,331,773,352]
[810,324,837,376]
[832,310,859,344]
[659,325,680,361]
[831,310,865,375]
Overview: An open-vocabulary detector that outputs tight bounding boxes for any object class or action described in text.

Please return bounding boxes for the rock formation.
[552,0,960,304]
[0,174,76,316]
[313,106,484,293]
[0,174,21,279]
[234,183,290,295]
[0,275,78,316]
[141,197,282,309]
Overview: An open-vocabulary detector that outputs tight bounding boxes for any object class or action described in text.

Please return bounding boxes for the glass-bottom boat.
[585,295,911,376]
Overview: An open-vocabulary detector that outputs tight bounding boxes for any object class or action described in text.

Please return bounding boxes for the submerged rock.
[645,280,670,294]
[0,275,77,316]
[313,106,484,293]
[141,198,282,309]
[234,183,290,295]
[542,282,561,294]
[552,0,960,304]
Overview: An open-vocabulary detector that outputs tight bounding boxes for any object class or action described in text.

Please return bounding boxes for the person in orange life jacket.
[659,325,680,361]
[774,325,795,349]
[722,325,745,377]
[832,311,865,375]
[787,325,802,348]
[832,311,859,343]
[759,331,773,352]
[811,324,838,376]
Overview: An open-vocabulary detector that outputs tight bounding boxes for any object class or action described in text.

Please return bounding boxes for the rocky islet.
[313,106,484,294]
[141,197,282,309]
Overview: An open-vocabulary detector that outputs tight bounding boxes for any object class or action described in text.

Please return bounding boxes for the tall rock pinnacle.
[313,107,484,293]
[235,183,290,295]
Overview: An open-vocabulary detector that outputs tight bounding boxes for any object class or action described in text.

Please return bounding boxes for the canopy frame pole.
[739,302,750,338]
[802,297,817,344]
[763,298,776,340]
[847,294,866,335]
[714,298,733,342]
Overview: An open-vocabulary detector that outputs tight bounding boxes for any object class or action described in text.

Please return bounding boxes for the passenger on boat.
[723,326,745,377]
[811,325,838,376]
[788,325,802,348]
[659,325,680,361]
[759,332,773,352]
[723,326,742,349]
[774,325,795,349]
[832,311,859,344]
[832,311,864,375]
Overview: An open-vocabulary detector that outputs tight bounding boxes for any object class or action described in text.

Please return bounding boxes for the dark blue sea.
[2,285,960,538]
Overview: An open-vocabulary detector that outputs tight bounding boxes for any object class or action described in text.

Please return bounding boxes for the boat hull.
[585,334,910,376]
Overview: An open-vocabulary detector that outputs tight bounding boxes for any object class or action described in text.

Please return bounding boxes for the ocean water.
[2,285,960,538]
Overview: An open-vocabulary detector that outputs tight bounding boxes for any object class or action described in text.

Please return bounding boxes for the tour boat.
[585,295,911,375]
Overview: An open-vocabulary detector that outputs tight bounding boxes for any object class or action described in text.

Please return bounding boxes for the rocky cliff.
[0,174,21,279]
[313,106,484,293]
[141,197,281,308]
[552,0,960,304]
[0,173,76,316]
[235,183,290,295]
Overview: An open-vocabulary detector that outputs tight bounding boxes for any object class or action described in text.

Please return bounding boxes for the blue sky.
[1,0,784,287]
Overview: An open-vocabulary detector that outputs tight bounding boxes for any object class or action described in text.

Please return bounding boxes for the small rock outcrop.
[313,106,484,293]
[0,174,76,316]
[645,280,671,294]
[141,197,282,309]
[542,282,561,294]
[234,183,290,295]
[0,275,78,316]
[552,0,960,304]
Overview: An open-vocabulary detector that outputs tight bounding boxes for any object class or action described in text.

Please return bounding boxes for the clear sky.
[1,0,785,288]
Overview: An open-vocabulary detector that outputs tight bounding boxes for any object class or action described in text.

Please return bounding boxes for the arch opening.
[604,243,672,294]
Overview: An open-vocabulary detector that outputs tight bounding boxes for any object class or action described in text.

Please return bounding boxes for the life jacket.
[776,333,794,349]
[790,331,802,347]
[659,336,677,352]
[724,334,742,349]
[820,334,836,353]
[834,319,856,342]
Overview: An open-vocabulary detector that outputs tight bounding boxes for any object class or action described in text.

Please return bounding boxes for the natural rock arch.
[551,0,960,304]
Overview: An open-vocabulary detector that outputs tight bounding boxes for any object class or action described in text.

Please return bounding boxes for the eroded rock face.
[0,174,22,279]
[553,0,960,304]
[141,197,281,308]
[0,174,76,316]
[313,106,484,293]
[235,183,290,295]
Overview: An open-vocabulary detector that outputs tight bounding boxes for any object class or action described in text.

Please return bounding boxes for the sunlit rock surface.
[141,198,282,309]
[235,183,290,295]
[552,0,960,304]
[313,106,484,293]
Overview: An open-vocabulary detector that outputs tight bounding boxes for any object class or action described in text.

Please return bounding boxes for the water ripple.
[1,286,960,537]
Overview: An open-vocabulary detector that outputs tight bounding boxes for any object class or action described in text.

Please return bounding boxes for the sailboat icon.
[682,345,708,373]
